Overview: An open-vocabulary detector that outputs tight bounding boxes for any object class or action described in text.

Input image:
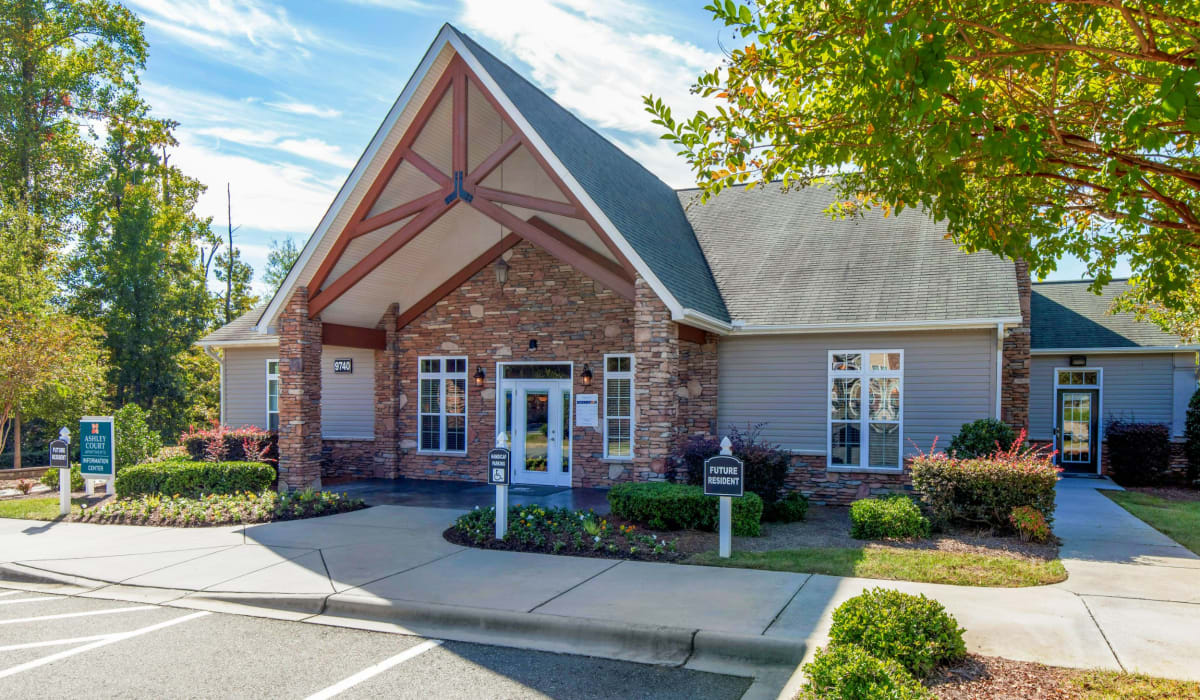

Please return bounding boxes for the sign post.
[50,428,71,516]
[79,416,116,497]
[703,436,745,558]
[488,433,511,539]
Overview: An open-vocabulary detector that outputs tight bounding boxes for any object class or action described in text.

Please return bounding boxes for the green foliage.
[114,404,161,469]
[648,1,1200,319]
[40,465,85,492]
[114,460,275,499]
[180,425,276,463]
[263,237,300,293]
[1106,421,1171,486]
[1009,506,1051,544]
[672,425,791,504]
[78,490,365,527]
[607,482,763,536]
[948,419,1016,459]
[453,505,679,558]
[763,491,809,523]
[1187,388,1200,487]
[850,495,931,540]
[800,644,930,700]
[829,588,967,679]
[213,245,258,325]
[910,438,1059,531]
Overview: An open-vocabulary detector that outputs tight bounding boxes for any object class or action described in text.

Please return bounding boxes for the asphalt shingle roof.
[679,185,1020,326]
[451,26,730,322]
[1031,280,1187,349]
[199,304,276,345]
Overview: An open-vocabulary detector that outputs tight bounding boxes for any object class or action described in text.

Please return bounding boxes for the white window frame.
[1052,367,1104,475]
[826,350,904,472]
[603,353,635,460]
[266,359,279,431]
[417,356,469,455]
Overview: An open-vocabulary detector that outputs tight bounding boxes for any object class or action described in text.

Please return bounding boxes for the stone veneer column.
[277,287,323,491]
[373,303,400,479]
[1001,259,1031,433]
[678,331,719,437]
[633,278,680,480]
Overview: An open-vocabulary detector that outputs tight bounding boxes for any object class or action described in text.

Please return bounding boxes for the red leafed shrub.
[910,431,1060,532]
[180,424,277,465]
[1009,506,1051,543]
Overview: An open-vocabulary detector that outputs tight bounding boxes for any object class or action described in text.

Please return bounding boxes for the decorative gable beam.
[323,323,386,350]
[473,186,579,218]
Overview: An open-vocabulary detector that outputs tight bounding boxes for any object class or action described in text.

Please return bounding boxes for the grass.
[1070,669,1200,699]
[0,496,84,521]
[1103,490,1200,555]
[687,546,1068,587]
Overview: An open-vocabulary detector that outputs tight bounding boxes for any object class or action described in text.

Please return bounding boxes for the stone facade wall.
[633,280,680,481]
[678,331,719,438]
[373,303,401,479]
[321,439,376,480]
[1001,260,1032,433]
[785,454,913,506]
[393,241,636,487]
[277,287,324,491]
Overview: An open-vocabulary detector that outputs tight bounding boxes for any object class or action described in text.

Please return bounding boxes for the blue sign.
[79,417,115,478]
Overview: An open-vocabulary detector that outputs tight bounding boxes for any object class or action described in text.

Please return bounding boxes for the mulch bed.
[442,516,691,563]
[928,654,1081,699]
[1126,486,1200,502]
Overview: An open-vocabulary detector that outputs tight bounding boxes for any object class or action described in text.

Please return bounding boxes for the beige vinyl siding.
[222,346,278,428]
[1030,353,1183,440]
[718,329,997,457]
[321,346,375,439]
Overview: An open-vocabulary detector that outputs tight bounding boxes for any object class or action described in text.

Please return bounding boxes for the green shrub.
[763,492,809,523]
[910,434,1058,531]
[607,482,763,536]
[115,404,163,469]
[829,588,966,678]
[800,644,930,700]
[1186,388,1200,487]
[948,418,1016,458]
[1106,421,1170,487]
[671,424,790,506]
[1009,506,1051,543]
[40,465,85,492]
[850,495,930,540]
[115,461,276,499]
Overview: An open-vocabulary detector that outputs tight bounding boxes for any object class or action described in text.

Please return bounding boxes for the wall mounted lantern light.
[495,256,509,285]
[581,363,593,386]
[474,365,486,387]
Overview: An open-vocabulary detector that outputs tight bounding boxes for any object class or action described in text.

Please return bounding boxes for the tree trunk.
[13,411,21,470]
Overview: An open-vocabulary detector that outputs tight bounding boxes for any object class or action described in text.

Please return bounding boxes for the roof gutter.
[1031,346,1200,355]
[724,316,1023,336]
[196,338,281,348]
[678,309,733,334]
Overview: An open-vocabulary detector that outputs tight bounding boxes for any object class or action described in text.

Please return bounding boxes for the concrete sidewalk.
[1,479,1198,689]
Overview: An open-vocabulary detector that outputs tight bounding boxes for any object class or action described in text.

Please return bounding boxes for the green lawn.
[1070,669,1200,699]
[688,546,1067,587]
[0,497,84,521]
[1103,490,1200,555]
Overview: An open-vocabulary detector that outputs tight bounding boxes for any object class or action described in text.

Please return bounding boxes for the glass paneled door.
[509,380,572,486]
[1056,388,1099,473]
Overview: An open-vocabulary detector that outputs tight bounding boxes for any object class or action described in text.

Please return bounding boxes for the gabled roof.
[1031,280,1190,350]
[680,185,1021,328]
[199,304,277,346]
[448,27,728,322]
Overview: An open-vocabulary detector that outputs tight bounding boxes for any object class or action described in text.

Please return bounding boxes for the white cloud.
[125,0,315,67]
[276,138,359,169]
[342,0,438,10]
[265,101,343,119]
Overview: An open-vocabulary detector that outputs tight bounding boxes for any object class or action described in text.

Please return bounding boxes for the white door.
[510,381,572,486]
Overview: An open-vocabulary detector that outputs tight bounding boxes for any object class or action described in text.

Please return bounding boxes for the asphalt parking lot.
[0,587,751,699]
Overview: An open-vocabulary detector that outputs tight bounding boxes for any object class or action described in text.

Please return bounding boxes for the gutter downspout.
[203,346,225,426]
[995,322,1005,420]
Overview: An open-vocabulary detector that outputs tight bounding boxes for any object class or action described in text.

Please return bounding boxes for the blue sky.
[126,0,1118,295]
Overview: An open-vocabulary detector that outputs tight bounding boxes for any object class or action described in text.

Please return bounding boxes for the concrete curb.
[0,562,106,591]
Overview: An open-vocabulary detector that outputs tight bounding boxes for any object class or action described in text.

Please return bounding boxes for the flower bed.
[75,490,365,527]
[445,505,682,561]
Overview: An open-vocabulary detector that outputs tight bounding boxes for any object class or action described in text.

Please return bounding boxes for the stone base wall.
[678,331,718,438]
[785,454,913,506]
[277,287,324,491]
[321,440,377,480]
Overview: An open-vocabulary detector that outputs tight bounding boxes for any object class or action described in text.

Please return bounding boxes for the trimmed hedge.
[829,588,966,679]
[115,461,276,499]
[800,644,930,700]
[948,418,1016,458]
[180,425,277,463]
[763,492,809,523]
[910,440,1058,531]
[850,495,930,540]
[607,482,763,536]
[1187,388,1200,487]
[1106,421,1171,486]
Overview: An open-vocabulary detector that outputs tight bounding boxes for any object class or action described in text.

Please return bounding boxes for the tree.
[263,236,299,293]
[648,1,1200,314]
[213,246,258,323]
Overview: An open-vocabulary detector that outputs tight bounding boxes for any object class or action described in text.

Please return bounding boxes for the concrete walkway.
[1,479,1198,690]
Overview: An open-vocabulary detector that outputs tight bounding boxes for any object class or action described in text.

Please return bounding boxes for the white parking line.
[303,639,445,700]
[0,597,58,606]
[0,605,157,626]
[0,611,211,680]
[0,591,20,598]
[0,634,113,652]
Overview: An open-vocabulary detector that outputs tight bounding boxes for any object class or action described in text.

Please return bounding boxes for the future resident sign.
[79,416,115,478]
[703,454,744,497]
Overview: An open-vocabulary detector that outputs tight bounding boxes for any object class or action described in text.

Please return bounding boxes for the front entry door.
[510,381,572,486]
[1056,388,1099,473]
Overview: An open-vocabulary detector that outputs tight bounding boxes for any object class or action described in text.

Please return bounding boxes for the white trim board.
[1032,346,1200,355]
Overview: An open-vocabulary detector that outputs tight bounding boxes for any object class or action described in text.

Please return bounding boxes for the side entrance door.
[1056,388,1099,473]
[510,380,572,486]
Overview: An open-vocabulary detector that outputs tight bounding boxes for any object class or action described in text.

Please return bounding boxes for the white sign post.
[703,436,745,559]
[489,433,510,539]
[52,427,71,517]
